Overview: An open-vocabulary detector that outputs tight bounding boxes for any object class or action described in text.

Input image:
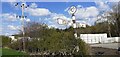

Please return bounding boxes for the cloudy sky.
[0,0,117,35]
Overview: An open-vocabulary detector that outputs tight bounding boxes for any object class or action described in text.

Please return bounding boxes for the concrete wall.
[107,37,120,43]
[80,33,107,44]
[80,33,120,44]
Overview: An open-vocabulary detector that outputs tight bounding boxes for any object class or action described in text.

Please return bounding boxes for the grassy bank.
[1,48,27,56]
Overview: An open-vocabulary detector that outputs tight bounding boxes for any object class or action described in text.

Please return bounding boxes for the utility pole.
[15,3,29,52]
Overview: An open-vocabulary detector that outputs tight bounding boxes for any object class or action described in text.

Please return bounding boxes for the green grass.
[1,48,27,55]
[0,48,2,57]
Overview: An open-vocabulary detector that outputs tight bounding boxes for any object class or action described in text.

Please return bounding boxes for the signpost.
[56,6,81,53]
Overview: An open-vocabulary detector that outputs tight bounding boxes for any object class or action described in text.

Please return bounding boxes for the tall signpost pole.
[68,6,78,39]
[56,6,80,54]
[68,6,80,53]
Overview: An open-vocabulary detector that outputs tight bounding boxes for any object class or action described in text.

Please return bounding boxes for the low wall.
[107,37,120,43]
[80,33,107,44]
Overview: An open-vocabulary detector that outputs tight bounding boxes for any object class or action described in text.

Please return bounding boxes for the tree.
[91,2,120,37]
[102,2,120,37]
[10,22,89,56]
[0,36,11,47]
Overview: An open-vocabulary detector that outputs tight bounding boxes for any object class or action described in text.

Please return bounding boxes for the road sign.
[57,18,67,25]
[68,6,77,14]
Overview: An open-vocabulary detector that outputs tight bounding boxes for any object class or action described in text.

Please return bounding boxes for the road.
[90,43,120,49]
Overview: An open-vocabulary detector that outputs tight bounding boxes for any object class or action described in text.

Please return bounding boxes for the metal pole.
[15,3,29,52]
[70,6,80,54]
[72,14,78,39]
[71,13,80,54]
[21,4,25,52]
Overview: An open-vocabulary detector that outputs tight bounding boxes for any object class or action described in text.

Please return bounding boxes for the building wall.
[80,33,107,44]
[76,23,86,28]
[9,36,17,42]
[107,37,120,43]
[9,36,15,40]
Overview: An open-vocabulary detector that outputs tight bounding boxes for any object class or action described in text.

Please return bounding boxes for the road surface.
[90,43,120,49]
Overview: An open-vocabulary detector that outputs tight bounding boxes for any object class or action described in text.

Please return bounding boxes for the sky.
[0,0,117,36]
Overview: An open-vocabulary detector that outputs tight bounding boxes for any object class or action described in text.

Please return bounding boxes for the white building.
[9,36,17,42]
[76,23,86,28]
[9,36,32,42]
[107,37,120,43]
[80,33,120,44]
[80,33,107,44]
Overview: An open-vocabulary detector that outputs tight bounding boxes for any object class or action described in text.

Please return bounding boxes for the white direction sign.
[68,6,77,14]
